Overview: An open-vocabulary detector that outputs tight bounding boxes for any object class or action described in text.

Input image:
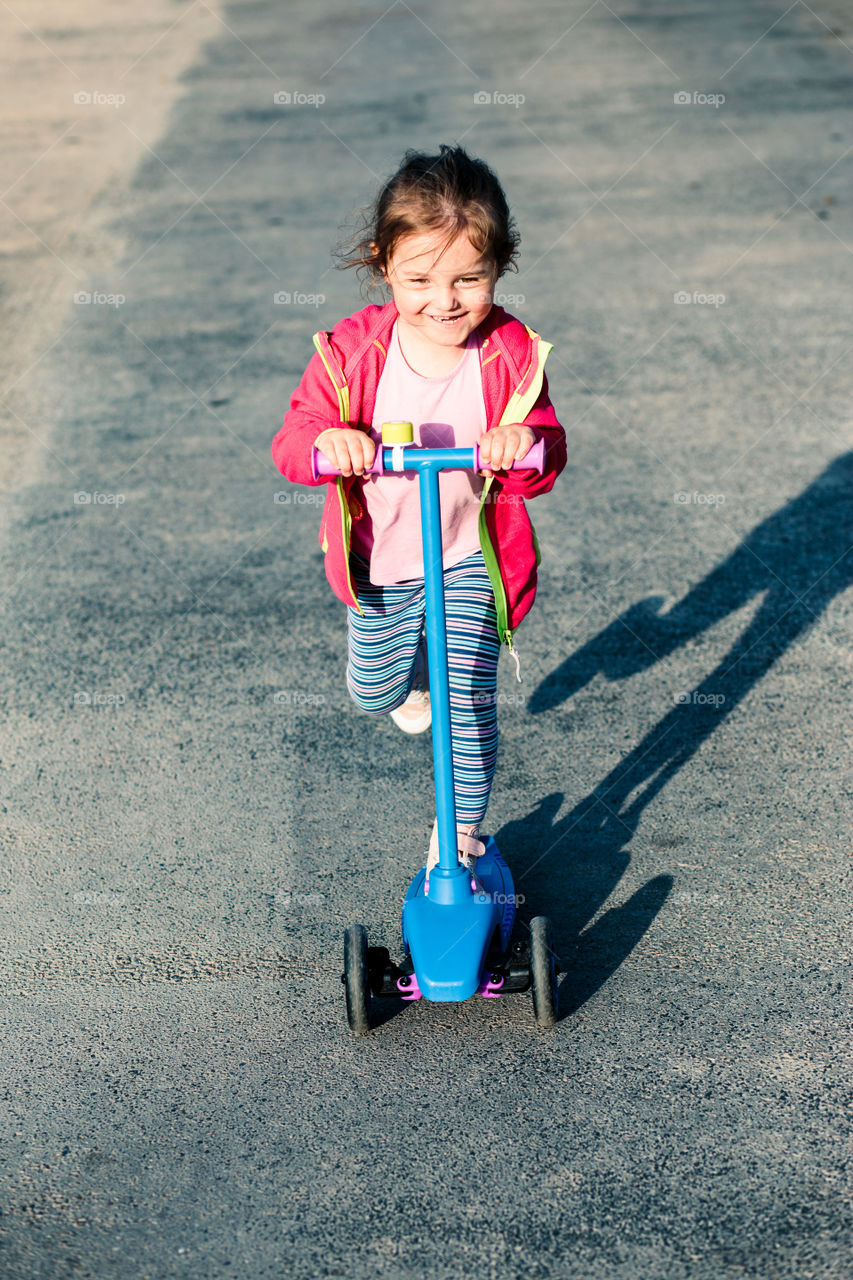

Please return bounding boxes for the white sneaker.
[424,819,486,894]
[390,633,431,734]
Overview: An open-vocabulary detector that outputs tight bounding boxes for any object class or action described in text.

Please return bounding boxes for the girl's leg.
[443,552,500,826]
[346,550,500,827]
[346,556,425,714]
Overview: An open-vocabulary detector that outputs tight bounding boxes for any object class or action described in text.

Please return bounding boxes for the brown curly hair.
[336,144,520,294]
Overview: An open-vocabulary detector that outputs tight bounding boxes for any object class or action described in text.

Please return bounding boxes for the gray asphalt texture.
[2,2,852,1277]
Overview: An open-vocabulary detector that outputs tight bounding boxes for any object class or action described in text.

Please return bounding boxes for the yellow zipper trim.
[312,332,350,423]
[479,330,553,648]
[497,330,553,429]
[312,331,361,612]
[477,474,509,641]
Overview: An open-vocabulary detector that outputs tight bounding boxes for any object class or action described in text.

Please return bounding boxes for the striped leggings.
[346,550,500,825]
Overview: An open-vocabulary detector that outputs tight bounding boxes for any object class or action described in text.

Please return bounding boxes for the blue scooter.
[312,422,559,1033]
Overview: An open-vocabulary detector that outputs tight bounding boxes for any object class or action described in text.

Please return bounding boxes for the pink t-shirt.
[349,321,487,585]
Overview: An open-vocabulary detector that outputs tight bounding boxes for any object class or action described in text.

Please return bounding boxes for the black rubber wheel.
[344,924,371,1035]
[530,916,558,1028]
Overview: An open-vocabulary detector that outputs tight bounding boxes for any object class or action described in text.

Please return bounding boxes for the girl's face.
[381,230,498,351]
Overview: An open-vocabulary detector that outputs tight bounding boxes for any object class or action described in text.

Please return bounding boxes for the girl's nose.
[434,285,459,312]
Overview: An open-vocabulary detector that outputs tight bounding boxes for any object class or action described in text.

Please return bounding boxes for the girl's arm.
[481,375,567,500]
[272,348,356,486]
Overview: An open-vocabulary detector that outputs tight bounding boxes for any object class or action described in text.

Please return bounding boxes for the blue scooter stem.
[311,439,544,900]
[418,461,461,881]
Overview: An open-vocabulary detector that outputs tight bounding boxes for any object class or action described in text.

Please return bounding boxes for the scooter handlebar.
[472,438,545,476]
[310,436,545,480]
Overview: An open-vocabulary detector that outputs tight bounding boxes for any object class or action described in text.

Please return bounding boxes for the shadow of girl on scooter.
[500,450,853,1016]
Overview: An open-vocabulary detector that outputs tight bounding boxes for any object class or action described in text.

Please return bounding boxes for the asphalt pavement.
[1,1,852,1277]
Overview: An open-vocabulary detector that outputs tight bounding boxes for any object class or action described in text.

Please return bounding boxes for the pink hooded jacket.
[272,301,566,648]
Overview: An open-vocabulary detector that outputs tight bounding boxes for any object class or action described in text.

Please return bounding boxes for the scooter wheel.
[343,924,372,1035]
[530,916,559,1028]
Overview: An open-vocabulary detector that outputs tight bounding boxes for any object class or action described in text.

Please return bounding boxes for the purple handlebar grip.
[310,436,545,479]
[311,447,384,481]
[473,437,545,474]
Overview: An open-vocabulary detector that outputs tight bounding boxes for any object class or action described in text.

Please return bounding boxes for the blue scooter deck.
[400,837,517,1002]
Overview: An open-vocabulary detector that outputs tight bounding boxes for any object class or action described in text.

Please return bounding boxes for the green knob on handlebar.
[381,421,414,444]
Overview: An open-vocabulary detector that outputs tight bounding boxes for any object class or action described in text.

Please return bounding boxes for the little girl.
[272,144,566,880]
